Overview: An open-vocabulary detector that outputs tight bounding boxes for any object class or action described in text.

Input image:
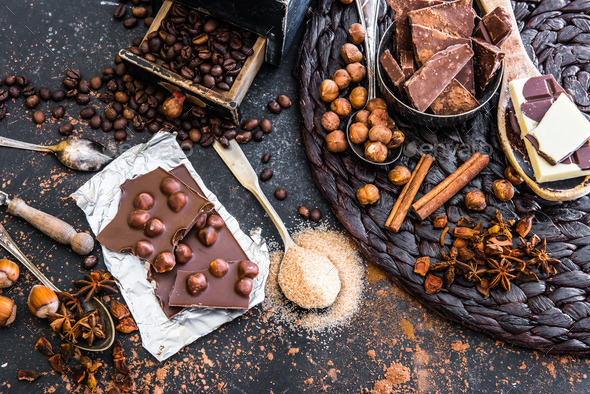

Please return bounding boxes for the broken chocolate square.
[399,50,416,79]
[430,79,479,115]
[386,0,444,55]
[472,37,505,96]
[407,0,476,38]
[380,49,406,90]
[473,6,513,47]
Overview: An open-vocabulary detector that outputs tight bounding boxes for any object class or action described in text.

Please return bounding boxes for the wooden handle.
[7,198,94,255]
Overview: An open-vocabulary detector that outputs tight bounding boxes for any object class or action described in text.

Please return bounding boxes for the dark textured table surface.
[0,1,589,393]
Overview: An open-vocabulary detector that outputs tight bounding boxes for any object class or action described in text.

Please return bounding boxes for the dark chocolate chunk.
[389,0,444,56]
[408,0,476,38]
[380,49,406,91]
[473,5,512,47]
[399,50,415,79]
[520,75,566,121]
[472,37,505,96]
[574,142,590,170]
[430,79,479,115]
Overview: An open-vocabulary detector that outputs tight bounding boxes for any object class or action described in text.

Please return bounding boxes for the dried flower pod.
[0,296,16,327]
[69,365,86,384]
[453,227,479,239]
[476,278,490,296]
[35,337,53,356]
[0,259,19,288]
[28,285,59,318]
[17,370,43,382]
[465,190,486,211]
[60,343,74,364]
[109,300,131,321]
[116,317,139,334]
[515,215,534,238]
[48,354,67,375]
[424,274,443,294]
[433,216,448,229]
[414,257,430,276]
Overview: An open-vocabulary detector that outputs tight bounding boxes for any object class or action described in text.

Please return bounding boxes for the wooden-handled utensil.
[0,191,94,255]
[477,0,590,200]
[0,222,114,352]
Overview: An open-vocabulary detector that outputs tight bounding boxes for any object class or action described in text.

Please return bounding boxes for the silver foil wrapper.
[72,132,270,361]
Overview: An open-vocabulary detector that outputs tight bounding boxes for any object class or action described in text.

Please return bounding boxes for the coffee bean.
[261,153,271,164]
[144,17,154,27]
[66,89,79,99]
[203,74,215,88]
[32,111,46,124]
[260,168,273,181]
[267,100,281,114]
[310,208,322,222]
[0,90,8,103]
[62,76,78,89]
[4,75,16,86]
[78,79,90,94]
[277,95,292,108]
[216,82,230,91]
[80,107,96,119]
[36,87,50,101]
[90,77,102,90]
[66,69,81,80]
[252,129,264,142]
[235,131,252,144]
[8,86,19,99]
[114,117,129,130]
[132,6,148,18]
[189,128,201,143]
[148,122,160,134]
[114,129,128,141]
[298,206,311,220]
[102,120,113,132]
[180,139,193,151]
[52,105,65,119]
[124,17,138,28]
[114,4,126,19]
[21,86,35,97]
[204,20,217,33]
[274,188,287,200]
[132,115,145,131]
[16,75,29,87]
[260,118,272,133]
[89,115,103,129]
[241,118,258,131]
[51,89,65,101]
[59,122,74,136]
[82,255,99,270]
[210,65,223,77]
[77,94,91,105]
[0,104,6,120]
[25,95,39,109]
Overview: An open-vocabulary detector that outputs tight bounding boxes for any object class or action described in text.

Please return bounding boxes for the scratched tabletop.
[0,1,588,393]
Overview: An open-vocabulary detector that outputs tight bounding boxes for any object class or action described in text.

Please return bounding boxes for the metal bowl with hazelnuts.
[376,23,504,128]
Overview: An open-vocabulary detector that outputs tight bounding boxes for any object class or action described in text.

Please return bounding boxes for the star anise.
[57,292,84,320]
[431,246,460,287]
[486,211,514,241]
[519,234,541,256]
[502,255,539,283]
[487,258,516,291]
[73,270,118,303]
[79,311,105,347]
[63,319,83,344]
[530,238,560,275]
[457,260,487,283]
[47,304,76,333]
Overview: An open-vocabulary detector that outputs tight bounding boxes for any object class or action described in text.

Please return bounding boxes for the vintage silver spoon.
[0,222,115,352]
[0,136,115,172]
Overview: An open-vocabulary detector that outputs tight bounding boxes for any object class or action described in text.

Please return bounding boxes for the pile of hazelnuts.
[320,22,405,163]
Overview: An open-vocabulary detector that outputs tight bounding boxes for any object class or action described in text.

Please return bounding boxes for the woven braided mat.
[298,0,590,355]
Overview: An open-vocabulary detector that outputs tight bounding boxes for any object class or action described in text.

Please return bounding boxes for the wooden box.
[119,0,267,124]
[152,0,312,66]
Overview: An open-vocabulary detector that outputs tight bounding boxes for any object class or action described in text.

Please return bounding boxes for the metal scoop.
[0,136,115,172]
[0,222,115,352]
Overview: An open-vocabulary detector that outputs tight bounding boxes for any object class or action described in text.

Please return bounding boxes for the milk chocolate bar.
[430,79,479,115]
[380,49,406,91]
[404,43,474,112]
[386,0,444,55]
[399,50,416,79]
[473,6,512,47]
[96,167,213,273]
[407,0,476,38]
[472,37,505,96]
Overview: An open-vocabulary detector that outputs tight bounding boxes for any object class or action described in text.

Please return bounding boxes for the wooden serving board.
[478,0,590,201]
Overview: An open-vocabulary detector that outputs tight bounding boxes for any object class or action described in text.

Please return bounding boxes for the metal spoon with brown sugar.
[0,136,115,172]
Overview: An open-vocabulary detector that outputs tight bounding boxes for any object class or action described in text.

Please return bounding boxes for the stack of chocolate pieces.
[97,165,259,318]
[382,0,511,114]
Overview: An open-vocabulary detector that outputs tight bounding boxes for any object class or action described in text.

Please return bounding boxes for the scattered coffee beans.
[82,255,99,270]
[261,153,271,164]
[59,122,74,136]
[25,95,39,109]
[267,100,281,114]
[277,95,292,108]
[274,188,287,201]
[310,208,322,222]
[52,105,65,119]
[298,205,310,219]
[260,168,273,181]
[32,111,46,124]
[260,118,272,133]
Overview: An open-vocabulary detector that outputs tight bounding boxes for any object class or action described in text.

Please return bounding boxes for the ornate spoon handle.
[0,136,54,153]
[355,0,380,100]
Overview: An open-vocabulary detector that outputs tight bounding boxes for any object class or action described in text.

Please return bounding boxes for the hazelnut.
[357,184,379,205]
[0,259,19,288]
[355,110,370,125]
[346,62,366,82]
[493,179,515,201]
[321,111,340,132]
[331,98,352,118]
[0,296,16,327]
[349,86,368,109]
[341,43,363,64]
[368,125,392,144]
[465,190,486,211]
[28,285,59,319]
[504,166,523,185]
[349,122,369,144]
[368,109,390,128]
[366,98,387,112]
[339,0,353,4]
[333,69,351,90]
[325,130,348,152]
[364,141,388,162]
[319,79,339,103]
[387,129,405,148]
[388,166,411,185]
[348,23,366,45]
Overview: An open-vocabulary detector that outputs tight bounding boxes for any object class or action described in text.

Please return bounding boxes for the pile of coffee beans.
[130,3,256,91]
[112,0,154,29]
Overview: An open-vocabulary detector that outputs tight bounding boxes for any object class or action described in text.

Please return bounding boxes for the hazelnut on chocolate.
[235,278,253,297]
[160,177,182,196]
[321,111,340,132]
[144,218,165,237]
[326,130,348,153]
[153,252,176,273]
[330,98,352,118]
[198,227,218,246]
[168,192,187,212]
[207,214,225,230]
[319,79,339,103]
[368,125,392,145]
[346,62,366,82]
[175,243,193,264]
[135,241,154,259]
[349,86,368,109]
[134,193,154,210]
[349,122,369,144]
[366,98,387,112]
[357,184,379,205]
[238,260,259,279]
[365,141,388,162]
[209,258,229,278]
[187,273,207,296]
[341,43,363,64]
[348,23,366,45]
[333,69,352,90]
[355,110,370,125]
[128,210,150,229]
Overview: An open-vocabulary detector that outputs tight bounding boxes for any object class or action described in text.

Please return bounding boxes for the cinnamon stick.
[385,154,434,232]
[413,153,489,220]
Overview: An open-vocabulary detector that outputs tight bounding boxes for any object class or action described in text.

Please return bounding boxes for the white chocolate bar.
[524,139,590,183]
